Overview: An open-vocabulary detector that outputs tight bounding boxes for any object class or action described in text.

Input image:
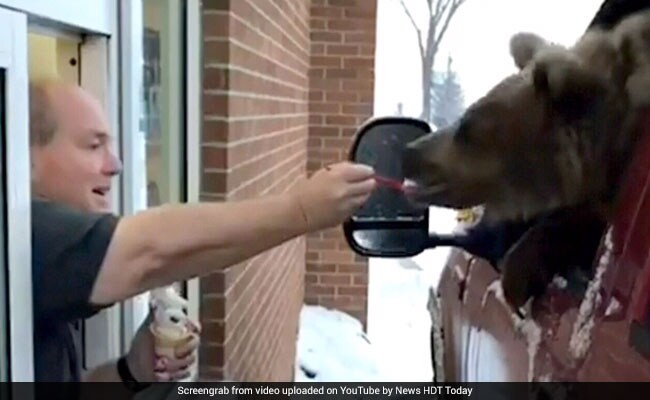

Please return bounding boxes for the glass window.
[141,0,186,294]
[142,0,185,208]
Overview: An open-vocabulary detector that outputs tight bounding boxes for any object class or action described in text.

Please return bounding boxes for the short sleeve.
[31,198,120,322]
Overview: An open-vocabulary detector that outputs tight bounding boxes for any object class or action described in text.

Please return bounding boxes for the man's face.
[31,85,122,213]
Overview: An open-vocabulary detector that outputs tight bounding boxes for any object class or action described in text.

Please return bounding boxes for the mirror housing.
[342,116,432,258]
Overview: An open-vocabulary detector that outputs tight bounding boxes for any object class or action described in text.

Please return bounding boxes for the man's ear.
[510,32,549,70]
[532,52,609,118]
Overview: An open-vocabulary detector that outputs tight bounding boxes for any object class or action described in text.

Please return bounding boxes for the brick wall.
[199,0,310,381]
[305,0,377,327]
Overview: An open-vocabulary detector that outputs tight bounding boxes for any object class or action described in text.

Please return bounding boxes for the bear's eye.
[454,117,472,145]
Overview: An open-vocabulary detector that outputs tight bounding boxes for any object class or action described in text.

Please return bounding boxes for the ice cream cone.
[150,324,193,360]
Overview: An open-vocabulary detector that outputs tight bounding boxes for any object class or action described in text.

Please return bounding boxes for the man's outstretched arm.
[86,162,375,307]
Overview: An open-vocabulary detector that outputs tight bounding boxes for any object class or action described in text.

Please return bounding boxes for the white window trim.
[0,6,35,382]
[0,0,112,35]
[118,0,149,345]
[185,0,202,326]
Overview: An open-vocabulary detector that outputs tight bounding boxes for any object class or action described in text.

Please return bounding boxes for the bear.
[401,10,650,311]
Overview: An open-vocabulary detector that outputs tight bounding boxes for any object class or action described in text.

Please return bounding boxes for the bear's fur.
[402,10,650,310]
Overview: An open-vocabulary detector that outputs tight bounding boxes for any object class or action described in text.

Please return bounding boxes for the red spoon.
[374,175,411,192]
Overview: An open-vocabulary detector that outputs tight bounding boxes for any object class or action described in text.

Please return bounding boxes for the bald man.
[29,81,377,387]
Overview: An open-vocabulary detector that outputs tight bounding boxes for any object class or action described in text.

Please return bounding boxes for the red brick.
[311,6,343,18]
[311,56,343,68]
[202,120,228,142]
[325,115,358,125]
[342,103,373,115]
[202,321,226,343]
[312,43,325,55]
[202,93,228,117]
[320,274,352,285]
[325,90,357,102]
[337,263,365,273]
[306,284,336,295]
[306,263,337,273]
[327,18,375,32]
[311,102,341,114]
[325,68,358,79]
[345,32,375,43]
[343,57,375,69]
[203,67,229,91]
[337,286,367,296]
[311,31,343,43]
[326,44,360,56]
[312,19,326,30]
[203,0,231,10]
[327,0,358,7]
[203,13,230,38]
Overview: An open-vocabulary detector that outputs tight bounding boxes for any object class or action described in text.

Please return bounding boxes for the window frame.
[0,6,34,382]
[0,0,113,35]
[185,0,202,325]
[120,0,197,347]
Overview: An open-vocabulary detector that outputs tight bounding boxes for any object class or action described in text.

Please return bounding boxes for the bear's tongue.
[374,175,404,191]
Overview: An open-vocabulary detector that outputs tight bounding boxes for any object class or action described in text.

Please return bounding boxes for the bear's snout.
[402,141,430,182]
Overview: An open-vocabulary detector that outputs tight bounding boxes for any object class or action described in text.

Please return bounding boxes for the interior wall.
[28,33,79,83]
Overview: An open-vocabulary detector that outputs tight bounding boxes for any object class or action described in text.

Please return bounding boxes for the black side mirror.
[343,116,434,257]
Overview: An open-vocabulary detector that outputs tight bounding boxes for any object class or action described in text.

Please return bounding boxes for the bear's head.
[402,29,638,222]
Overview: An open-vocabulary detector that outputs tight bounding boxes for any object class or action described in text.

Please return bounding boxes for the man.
[29,81,198,385]
[29,81,376,387]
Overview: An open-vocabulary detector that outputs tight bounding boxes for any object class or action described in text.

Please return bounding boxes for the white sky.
[373,0,605,117]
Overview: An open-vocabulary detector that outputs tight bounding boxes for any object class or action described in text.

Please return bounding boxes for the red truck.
[344,0,650,382]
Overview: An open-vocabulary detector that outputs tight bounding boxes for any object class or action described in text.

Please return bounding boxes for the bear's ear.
[510,32,549,70]
[532,52,609,118]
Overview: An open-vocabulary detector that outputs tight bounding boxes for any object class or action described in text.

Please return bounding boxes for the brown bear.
[401,10,650,311]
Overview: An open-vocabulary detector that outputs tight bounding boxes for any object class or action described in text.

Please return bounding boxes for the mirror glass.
[344,117,431,257]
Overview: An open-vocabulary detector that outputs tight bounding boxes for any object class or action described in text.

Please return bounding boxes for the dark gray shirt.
[31,198,119,382]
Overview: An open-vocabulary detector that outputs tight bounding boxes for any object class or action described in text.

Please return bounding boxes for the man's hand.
[291,161,376,231]
[126,310,201,382]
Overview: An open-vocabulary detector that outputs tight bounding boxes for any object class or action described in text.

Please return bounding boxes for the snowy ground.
[367,207,458,381]
[294,305,394,382]
[295,207,458,382]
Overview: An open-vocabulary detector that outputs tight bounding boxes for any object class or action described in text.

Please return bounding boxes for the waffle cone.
[150,324,192,360]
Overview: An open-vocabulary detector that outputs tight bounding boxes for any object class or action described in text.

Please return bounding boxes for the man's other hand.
[126,310,201,382]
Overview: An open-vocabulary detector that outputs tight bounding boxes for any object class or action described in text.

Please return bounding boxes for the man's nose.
[104,152,123,176]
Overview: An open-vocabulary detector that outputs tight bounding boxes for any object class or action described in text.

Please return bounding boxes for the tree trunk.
[421,55,435,122]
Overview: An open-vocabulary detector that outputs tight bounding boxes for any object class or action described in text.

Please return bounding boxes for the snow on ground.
[295,207,459,382]
[295,305,395,382]
[367,207,458,381]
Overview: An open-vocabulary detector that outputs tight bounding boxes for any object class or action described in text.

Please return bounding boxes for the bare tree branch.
[432,0,453,29]
[400,0,425,60]
[432,0,444,19]
[433,0,466,51]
